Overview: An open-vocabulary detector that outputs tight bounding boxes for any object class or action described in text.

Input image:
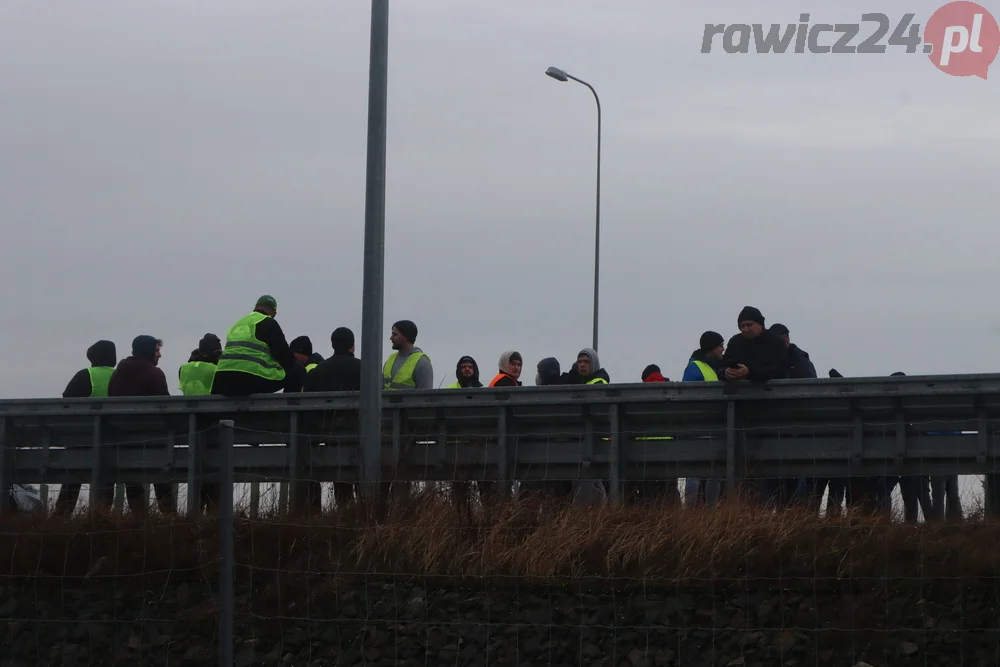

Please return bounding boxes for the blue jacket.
[682,355,721,382]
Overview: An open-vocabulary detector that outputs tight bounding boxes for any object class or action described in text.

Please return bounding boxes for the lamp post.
[545,65,601,352]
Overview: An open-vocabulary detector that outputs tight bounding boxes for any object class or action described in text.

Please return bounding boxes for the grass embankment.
[1,491,996,591]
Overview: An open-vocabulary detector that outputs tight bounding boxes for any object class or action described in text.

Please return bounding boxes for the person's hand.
[725,364,749,380]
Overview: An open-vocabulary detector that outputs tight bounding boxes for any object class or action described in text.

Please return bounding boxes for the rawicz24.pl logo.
[700,1,1000,79]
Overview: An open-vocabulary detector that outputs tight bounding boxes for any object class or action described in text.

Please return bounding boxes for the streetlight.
[545,65,602,352]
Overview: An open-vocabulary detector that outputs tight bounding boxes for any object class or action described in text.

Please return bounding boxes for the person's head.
[132,335,162,365]
[255,294,277,318]
[86,340,117,367]
[890,371,906,377]
[641,364,666,382]
[769,323,791,348]
[499,351,523,379]
[198,333,222,361]
[699,331,725,360]
[457,355,478,379]
[737,306,765,340]
[331,327,355,355]
[536,357,561,386]
[577,348,599,377]
[290,336,313,365]
[390,320,418,351]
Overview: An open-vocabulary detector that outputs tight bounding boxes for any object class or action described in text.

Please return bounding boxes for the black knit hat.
[392,320,418,343]
[290,336,313,357]
[769,323,789,337]
[198,333,222,354]
[737,306,765,326]
[699,331,724,352]
[331,327,355,354]
[641,364,661,381]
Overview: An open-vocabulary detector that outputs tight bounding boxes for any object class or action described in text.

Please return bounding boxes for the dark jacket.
[302,352,362,392]
[787,344,817,379]
[563,348,611,384]
[109,336,169,397]
[253,315,295,373]
[63,340,118,398]
[722,330,789,383]
[536,357,563,386]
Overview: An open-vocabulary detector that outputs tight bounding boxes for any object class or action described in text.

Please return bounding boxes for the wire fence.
[3,418,1000,666]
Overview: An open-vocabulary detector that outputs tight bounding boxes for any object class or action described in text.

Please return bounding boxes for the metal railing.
[2,373,1000,514]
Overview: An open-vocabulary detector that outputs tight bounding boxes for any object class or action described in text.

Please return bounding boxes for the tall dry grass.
[1,489,998,591]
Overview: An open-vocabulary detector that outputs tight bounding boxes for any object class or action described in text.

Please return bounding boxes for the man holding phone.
[721,306,789,383]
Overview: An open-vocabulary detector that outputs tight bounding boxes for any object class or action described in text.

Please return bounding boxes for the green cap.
[256,294,277,310]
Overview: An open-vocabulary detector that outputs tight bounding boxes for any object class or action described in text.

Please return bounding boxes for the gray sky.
[2,0,999,398]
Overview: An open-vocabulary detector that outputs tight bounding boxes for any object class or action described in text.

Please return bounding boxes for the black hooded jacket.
[109,335,169,397]
[722,330,789,383]
[453,356,483,388]
[302,351,362,392]
[63,340,118,398]
[787,344,817,379]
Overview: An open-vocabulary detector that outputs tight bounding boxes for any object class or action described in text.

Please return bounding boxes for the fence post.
[725,401,738,497]
[608,404,620,503]
[218,419,234,667]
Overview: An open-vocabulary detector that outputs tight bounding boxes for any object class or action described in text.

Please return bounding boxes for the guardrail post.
[88,416,107,516]
[725,401,738,498]
[217,419,234,667]
[186,414,202,517]
[496,407,510,500]
[608,404,620,504]
[0,417,11,516]
[287,411,309,515]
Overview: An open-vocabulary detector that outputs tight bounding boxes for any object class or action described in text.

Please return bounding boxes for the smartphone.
[727,361,741,369]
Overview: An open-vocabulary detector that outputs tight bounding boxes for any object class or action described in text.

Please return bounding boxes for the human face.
[739,321,763,339]
[460,361,475,377]
[154,342,162,365]
[389,327,407,350]
[577,355,591,376]
[508,359,522,379]
[708,344,724,361]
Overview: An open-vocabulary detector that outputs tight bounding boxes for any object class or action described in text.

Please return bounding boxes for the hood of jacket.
[131,335,160,363]
[536,357,561,385]
[87,340,117,367]
[455,355,482,388]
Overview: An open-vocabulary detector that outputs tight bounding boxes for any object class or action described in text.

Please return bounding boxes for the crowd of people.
[56,295,961,521]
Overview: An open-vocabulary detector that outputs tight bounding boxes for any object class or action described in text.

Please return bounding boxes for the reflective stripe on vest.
[87,367,114,398]
[179,361,217,396]
[693,360,719,382]
[305,363,318,373]
[489,372,516,387]
[382,351,427,390]
[586,377,608,385]
[217,312,286,381]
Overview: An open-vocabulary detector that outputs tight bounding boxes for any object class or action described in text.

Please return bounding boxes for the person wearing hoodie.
[55,340,118,515]
[568,348,610,385]
[721,306,789,384]
[303,327,362,393]
[682,331,726,382]
[535,357,563,386]
[446,356,482,388]
[108,335,174,515]
[178,334,222,397]
[768,323,817,379]
[213,295,299,396]
[489,351,524,387]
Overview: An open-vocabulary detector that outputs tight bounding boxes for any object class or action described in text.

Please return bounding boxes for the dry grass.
[2,489,998,591]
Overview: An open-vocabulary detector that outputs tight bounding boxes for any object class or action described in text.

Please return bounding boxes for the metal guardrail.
[2,373,1000,513]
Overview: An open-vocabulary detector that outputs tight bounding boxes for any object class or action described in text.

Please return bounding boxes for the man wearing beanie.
[768,323,816,379]
[383,319,434,390]
[213,295,299,396]
[682,330,726,382]
[446,356,482,389]
[721,306,789,383]
[178,334,222,396]
[303,327,362,393]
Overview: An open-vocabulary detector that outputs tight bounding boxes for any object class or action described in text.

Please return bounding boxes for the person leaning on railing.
[681,331,726,509]
[54,340,118,516]
[211,295,300,396]
[178,334,222,512]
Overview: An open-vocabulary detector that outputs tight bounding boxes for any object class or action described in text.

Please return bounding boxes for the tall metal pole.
[556,71,601,352]
[359,0,390,503]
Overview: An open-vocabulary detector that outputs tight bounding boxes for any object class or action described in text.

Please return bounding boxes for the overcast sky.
[2,0,999,399]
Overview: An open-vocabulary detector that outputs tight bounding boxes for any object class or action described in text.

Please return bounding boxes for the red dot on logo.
[924,1,1000,78]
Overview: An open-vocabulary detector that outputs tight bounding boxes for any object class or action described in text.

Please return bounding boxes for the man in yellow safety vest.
[682,331,725,508]
[212,295,299,396]
[382,320,434,390]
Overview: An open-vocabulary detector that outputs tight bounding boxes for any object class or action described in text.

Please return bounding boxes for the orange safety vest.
[489,372,518,387]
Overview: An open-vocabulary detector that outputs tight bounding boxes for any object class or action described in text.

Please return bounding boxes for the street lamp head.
[545,66,569,82]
